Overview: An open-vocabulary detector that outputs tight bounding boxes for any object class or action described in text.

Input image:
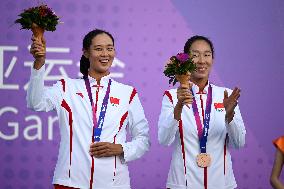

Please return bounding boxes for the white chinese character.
[0,46,19,90]
[24,46,72,90]
[110,57,125,78]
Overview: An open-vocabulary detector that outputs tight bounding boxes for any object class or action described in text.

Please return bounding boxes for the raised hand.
[30,35,46,69]
[177,85,193,106]
[223,87,241,123]
[89,142,123,158]
[174,82,193,120]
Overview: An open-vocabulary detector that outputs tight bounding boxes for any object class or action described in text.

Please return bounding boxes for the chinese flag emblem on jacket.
[110,97,120,106]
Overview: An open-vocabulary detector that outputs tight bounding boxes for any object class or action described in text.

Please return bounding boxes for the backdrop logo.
[0,45,126,141]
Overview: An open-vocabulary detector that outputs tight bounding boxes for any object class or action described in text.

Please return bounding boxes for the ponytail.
[80,55,90,78]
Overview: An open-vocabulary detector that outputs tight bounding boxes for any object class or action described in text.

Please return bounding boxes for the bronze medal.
[196,153,211,168]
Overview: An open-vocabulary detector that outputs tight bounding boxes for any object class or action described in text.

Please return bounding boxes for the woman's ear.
[83,49,89,58]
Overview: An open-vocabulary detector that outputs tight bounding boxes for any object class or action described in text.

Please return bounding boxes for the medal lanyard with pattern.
[190,84,212,153]
[84,77,112,142]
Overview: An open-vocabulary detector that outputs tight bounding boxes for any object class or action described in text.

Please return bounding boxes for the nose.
[198,54,205,64]
[101,49,108,56]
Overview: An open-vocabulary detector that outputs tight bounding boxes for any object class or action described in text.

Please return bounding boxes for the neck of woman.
[88,70,110,83]
[191,77,209,91]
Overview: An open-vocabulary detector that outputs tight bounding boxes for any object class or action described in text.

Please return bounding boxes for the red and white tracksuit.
[158,83,246,189]
[27,66,150,189]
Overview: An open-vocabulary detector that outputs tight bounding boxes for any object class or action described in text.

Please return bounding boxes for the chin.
[193,74,209,80]
[193,73,208,78]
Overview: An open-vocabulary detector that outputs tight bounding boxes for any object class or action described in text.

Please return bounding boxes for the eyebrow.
[93,44,114,47]
[191,50,212,53]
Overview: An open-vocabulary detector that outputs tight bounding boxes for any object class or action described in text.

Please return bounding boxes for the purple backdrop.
[1,0,283,188]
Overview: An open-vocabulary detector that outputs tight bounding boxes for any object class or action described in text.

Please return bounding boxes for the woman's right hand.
[174,85,193,120]
[177,86,193,106]
[30,36,46,69]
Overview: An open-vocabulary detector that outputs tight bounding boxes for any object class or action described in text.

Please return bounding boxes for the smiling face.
[189,40,213,83]
[84,33,115,78]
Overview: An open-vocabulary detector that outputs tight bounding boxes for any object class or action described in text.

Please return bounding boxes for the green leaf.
[163,54,196,86]
[15,5,60,31]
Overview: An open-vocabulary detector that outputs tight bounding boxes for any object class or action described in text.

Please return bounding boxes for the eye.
[204,53,212,57]
[107,47,114,51]
[192,54,198,58]
[95,48,102,51]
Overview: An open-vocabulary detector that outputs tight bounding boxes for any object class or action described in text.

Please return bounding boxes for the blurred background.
[0,0,283,188]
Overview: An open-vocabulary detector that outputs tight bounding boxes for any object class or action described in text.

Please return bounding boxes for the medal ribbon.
[191,84,212,153]
[84,77,112,141]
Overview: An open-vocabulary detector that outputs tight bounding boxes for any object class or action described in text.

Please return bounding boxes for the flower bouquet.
[15,4,60,40]
[163,53,196,88]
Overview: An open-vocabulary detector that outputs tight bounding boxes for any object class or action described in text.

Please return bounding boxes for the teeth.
[100,60,109,63]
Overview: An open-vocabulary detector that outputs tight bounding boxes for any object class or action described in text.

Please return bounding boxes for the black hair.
[183,35,214,58]
[80,29,115,77]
